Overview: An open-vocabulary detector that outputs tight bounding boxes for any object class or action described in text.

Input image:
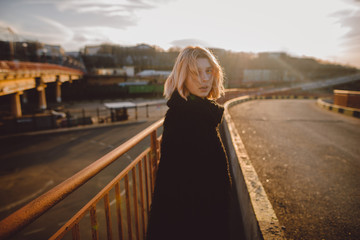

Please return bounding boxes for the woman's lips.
[199,86,209,91]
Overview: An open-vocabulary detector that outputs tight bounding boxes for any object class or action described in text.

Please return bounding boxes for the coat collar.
[167,91,224,127]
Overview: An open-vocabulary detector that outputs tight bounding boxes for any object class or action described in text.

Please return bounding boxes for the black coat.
[146,91,232,240]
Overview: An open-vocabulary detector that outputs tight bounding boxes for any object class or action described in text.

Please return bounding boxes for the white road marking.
[58,221,67,226]
[0,180,54,212]
[109,190,126,206]
[23,227,46,236]
[124,153,132,160]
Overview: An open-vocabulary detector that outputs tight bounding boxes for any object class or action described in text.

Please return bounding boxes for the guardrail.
[0,61,84,80]
[317,98,360,118]
[0,119,164,239]
[61,100,167,127]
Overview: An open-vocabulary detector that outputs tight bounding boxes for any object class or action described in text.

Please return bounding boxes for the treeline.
[1,39,357,86]
[82,44,358,84]
[82,44,179,72]
[216,51,358,84]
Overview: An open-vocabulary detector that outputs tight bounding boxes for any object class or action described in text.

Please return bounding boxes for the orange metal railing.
[0,119,163,240]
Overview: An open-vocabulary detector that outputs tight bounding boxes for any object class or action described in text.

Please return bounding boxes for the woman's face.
[185,57,214,98]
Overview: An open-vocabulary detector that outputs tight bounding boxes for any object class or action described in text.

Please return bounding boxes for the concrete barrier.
[220,96,286,240]
[334,90,360,109]
[317,98,360,118]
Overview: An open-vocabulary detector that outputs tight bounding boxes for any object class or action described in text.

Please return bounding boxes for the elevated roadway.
[229,99,360,239]
[0,61,83,117]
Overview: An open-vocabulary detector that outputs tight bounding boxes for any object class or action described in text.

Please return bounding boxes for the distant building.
[36,44,65,57]
[93,66,135,77]
[136,70,171,83]
[136,70,171,77]
[134,44,154,50]
[66,51,81,58]
[84,45,101,56]
[124,66,135,77]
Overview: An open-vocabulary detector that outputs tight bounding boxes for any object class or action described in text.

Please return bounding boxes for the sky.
[0,0,360,68]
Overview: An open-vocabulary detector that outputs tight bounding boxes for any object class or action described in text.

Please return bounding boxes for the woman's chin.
[194,92,208,98]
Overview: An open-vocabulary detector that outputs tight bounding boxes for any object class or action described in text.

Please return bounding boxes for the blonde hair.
[164,46,224,100]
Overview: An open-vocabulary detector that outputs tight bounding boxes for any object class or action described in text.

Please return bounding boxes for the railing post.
[135,106,138,120]
[82,108,86,124]
[104,193,113,240]
[125,175,133,240]
[90,205,99,240]
[97,108,100,123]
[144,154,151,213]
[146,104,149,118]
[72,223,80,240]
[115,182,124,240]
[138,160,147,237]
[150,130,158,191]
[132,168,140,240]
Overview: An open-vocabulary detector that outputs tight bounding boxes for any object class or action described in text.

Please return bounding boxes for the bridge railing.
[0,119,163,240]
[0,60,84,80]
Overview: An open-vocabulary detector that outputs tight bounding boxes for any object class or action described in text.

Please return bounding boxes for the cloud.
[0,0,174,50]
[18,0,175,33]
[15,16,74,45]
[34,16,73,40]
[328,1,360,67]
[63,26,132,50]
[341,10,360,39]
[54,0,159,16]
[0,15,74,47]
[335,9,360,55]
[0,21,18,41]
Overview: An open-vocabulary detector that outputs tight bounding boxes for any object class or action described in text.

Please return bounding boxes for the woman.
[146,46,232,240]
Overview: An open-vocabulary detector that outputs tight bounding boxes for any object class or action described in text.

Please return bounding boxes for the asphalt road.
[229,99,360,240]
[0,120,162,239]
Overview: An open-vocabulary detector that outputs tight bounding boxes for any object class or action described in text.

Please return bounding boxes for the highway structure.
[0,61,84,118]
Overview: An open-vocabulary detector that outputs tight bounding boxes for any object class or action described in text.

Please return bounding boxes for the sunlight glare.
[135,0,351,61]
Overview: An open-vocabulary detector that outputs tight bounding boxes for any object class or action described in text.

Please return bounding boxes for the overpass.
[0,61,84,118]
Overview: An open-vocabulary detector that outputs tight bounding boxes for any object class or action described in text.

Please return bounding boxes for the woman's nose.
[199,71,210,81]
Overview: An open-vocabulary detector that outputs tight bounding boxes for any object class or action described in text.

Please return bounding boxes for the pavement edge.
[317,98,360,118]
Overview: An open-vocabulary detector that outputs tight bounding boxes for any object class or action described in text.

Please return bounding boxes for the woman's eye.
[206,69,213,74]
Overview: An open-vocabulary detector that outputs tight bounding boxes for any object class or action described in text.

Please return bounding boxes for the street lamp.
[22,42,28,61]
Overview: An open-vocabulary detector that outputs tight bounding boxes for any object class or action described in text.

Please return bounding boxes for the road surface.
[0,120,162,239]
[229,99,360,240]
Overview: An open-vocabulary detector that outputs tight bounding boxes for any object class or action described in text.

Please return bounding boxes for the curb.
[221,95,286,240]
[317,98,360,118]
[224,95,318,109]
[251,95,317,100]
